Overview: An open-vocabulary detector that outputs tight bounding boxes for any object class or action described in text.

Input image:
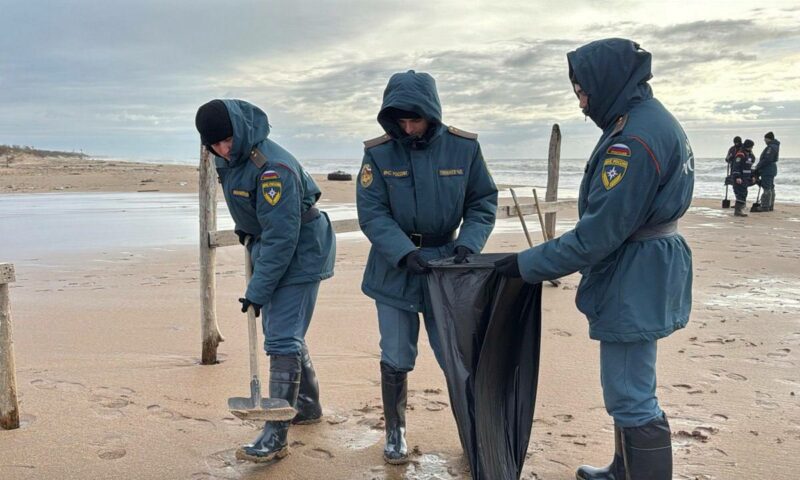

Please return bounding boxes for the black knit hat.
[195,100,233,146]
[383,107,421,121]
[743,139,754,148]
[765,131,775,140]
[733,136,742,144]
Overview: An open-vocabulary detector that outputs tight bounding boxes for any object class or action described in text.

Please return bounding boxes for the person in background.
[356,70,498,464]
[725,136,742,164]
[495,38,693,479]
[751,131,780,212]
[195,99,336,463]
[731,139,756,217]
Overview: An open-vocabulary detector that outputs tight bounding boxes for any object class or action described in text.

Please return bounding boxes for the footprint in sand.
[549,328,572,337]
[90,434,127,460]
[147,404,189,421]
[756,399,780,410]
[554,414,573,423]
[30,378,86,393]
[767,348,791,358]
[303,448,335,460]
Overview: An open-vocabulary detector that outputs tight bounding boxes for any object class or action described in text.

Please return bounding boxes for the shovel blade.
[722,199,731,209]
[229,398,296,422]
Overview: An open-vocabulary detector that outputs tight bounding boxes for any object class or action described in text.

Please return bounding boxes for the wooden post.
[199,146,224,365]
[545,124,561,241]
[0,263,19,430]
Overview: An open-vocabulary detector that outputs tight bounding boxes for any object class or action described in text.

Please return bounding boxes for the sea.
[118,155,800,203]
[1,155,797,265]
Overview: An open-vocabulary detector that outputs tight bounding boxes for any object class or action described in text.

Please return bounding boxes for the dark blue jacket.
[357,71,498,311]
[214,100,335,306]
[519,39,694,342]
[755,139,780,177]
[731,149,755,183]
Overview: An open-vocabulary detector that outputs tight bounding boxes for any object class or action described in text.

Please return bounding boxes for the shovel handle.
[244,242,261,386]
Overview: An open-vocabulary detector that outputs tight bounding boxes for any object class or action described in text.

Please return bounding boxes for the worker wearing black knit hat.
[195,99,336,464]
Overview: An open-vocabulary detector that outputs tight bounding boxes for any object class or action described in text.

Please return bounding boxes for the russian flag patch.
[606,143,631,157]
[260,170,279,181]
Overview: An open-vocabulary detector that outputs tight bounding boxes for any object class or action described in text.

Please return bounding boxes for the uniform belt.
[408,231,456,248]
[301,206,320,224]
[628,221,678,242]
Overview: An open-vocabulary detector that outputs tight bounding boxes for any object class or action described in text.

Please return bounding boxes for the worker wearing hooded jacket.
[752,131,780,212]
[495,39,693,479]
[195,99,335,464]
[357,70,498,464]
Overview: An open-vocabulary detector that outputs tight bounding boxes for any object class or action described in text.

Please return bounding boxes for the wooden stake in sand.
[545,124,561,241]
[0,263,19,430]
[199,146,224,365]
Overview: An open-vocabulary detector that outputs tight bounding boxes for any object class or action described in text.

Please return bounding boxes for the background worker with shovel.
[195,99,336,463]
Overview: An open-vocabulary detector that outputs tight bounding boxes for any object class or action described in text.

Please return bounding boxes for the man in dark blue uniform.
[732,139,756,217]
[752,131,780,212]
[195,99,336,463]
[725,136,742,165]
[357,70,498,464]
[495,39,693,479]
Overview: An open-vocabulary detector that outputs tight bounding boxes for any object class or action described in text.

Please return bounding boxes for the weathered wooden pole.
[199,146,224,365]
[0,263,19,430]
[545,124,561,240]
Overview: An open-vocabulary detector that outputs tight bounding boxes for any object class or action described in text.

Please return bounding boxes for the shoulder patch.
[260,170,282,205]
[606,143,631,157]
[447,126,478,139]
[363,134,391,149]
[601,157,628,190]
[250,148,268,168]
[359,163,374,188]
[609,114,628,137]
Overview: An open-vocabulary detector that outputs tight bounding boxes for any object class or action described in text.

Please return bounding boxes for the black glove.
[494,253,521,278]
[453,245,472,264]
[403,250,430,275]
[239,297,262,317]
[235,229,252,246]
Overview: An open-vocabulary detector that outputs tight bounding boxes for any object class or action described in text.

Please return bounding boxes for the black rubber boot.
[620,414,672,480]
[734,203,748,217]
[292,345,323,425]
[381,362,409,465]
[575,426,625,479]
[236,354,301,463]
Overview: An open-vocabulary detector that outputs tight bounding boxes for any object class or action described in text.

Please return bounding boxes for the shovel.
[750,184,762,212]
[722,163,731,209]
[228,239,296,422]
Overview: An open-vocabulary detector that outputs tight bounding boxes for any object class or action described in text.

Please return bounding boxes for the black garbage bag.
[427,253,542,480]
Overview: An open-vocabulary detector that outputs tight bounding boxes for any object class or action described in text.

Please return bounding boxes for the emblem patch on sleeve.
[260,170,282,205]
[360,163,373,188]
[606,143,631,157]
[601,158,628,190]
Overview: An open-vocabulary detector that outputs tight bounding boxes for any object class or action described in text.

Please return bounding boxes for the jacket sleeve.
[356,151,416,267]
[245,164,302,305]
[456,144,498,253]
[518,137,661,284]
[754,146,777,170]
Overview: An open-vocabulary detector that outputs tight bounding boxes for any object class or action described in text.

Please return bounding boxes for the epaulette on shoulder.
[447,126,478,140]
[610,114,628,137]
[250,148,268,168]
[363,133,391,149]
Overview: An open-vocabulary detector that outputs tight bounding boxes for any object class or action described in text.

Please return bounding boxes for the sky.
[1,0,798,163]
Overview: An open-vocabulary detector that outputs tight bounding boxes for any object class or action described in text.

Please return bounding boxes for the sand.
[1,154,799,479]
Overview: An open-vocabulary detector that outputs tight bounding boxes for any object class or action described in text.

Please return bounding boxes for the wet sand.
[1,155,799,479]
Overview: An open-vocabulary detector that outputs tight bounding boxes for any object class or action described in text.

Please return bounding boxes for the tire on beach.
[327,170,353,181]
